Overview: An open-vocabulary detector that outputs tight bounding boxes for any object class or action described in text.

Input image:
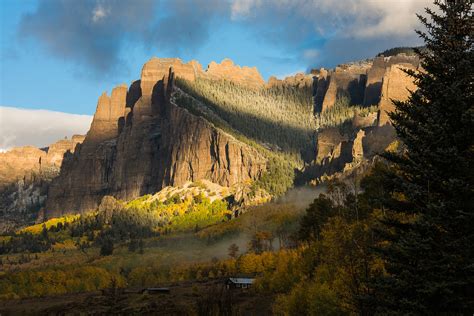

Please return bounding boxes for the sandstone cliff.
[267,73,314,89]
[205,59,265,88]
[45,58,266,217]
[0,136,84,231]
[313,54,419,116]
[378,63,418,125]
[319,63,370,112]
[0,136,84,188]
[363,54,419,106]
[307,55,420,182]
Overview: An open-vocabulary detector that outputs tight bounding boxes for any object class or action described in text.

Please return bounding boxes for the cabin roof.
[228,278,254,284]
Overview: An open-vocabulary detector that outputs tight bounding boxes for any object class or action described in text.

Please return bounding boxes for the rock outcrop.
[312,123,397,179]
[363,54,419,106]
[378,63,418,125]
[315,63,371,112]
[0,136,84,187]
[308,54,420,181]
[0,136,84,231]
[267,73,314,89]
[205,59,265,88]
[45,58,266,218]
[313,54,419,116]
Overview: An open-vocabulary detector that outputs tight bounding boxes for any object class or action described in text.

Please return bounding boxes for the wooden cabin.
[225,278,255,289]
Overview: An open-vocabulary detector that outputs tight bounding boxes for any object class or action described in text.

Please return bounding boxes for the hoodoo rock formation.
[45,58,266,218]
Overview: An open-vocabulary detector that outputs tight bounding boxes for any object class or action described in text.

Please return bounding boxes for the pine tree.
[100,237,114,256]
[373,1,473,314]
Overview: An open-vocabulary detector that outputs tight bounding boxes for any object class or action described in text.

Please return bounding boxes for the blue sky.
[0,0,431,115]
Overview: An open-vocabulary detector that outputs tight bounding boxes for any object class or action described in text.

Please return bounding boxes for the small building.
[142,287,170,294]
[226,278,255,289]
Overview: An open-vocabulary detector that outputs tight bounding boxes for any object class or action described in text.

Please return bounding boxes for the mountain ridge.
[0,53,420,225]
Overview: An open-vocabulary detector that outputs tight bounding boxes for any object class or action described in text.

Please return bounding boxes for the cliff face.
[363,54,419,106]
[0,136,84,188]
[45,58,266,218]
[267,73,314,89]
[313,53,419,116]
[319,63,370,112]
[0,136,84,231]
[205,59,265,88]
[378,63,418,125]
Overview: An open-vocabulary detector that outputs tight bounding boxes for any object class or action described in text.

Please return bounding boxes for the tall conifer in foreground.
[373,0,473,313]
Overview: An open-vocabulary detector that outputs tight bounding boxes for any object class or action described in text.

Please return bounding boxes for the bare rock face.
[378,63,418,125]
[352,112,378,128]
[267,73,314,89]
[315,127,350,164]
[362,125,397,157]
[140,58,201,97]
[0,136,84,231]
[314,54,419,114]
[363,54,419,106]
[0,136,84,188]
[87,85,127,143]
[45,58,266,217]
[313,114,396,179]
[318,64,370,112]
[205,59,265,88]
[352,129,365,162]
[314,68,329,114]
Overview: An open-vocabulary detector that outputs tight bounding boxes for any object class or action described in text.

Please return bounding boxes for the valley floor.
[0,279,274,315]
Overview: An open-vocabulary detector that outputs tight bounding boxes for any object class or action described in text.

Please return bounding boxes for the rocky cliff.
[0,136,84,231]
[308,53,419,179]
[0,136,84,188]
[45,58,266,218]
[267,73,314,89]
[378,63,418,125]
[313,53,419,116]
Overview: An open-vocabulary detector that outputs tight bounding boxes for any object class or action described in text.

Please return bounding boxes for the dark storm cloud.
[145,0,230,55]
[19,0,158,74]
[18,0,229,75]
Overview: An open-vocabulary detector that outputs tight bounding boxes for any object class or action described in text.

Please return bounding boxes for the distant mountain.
[0,106,92,151]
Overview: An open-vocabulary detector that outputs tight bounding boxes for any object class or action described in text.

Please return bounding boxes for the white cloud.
[0,107,92,151]
[92,5,109,23]
[230,0,434,68]
[231,0,433,39]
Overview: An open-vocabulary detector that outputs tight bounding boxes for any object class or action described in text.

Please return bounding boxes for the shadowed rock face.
[45,58,266,218]
[313,54,419,114]
[320,65,369,112]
